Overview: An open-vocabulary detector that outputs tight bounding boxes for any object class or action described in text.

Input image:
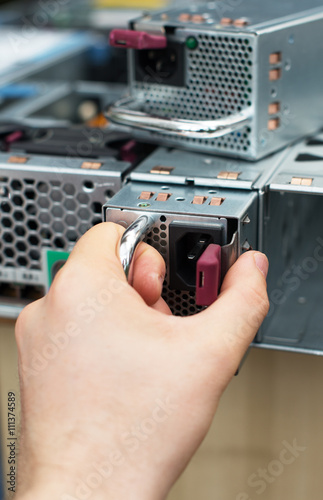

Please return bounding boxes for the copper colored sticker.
[269,68,282,81]
[268,118,280,131]
[220,17,233,25]
[227,172,240,180]
[301,178,313,186]
[192,195,207,205]
[217,171,240,180]
[191,14,206,23]
[150,165,174,175]
[179,13,191,22]
[8,156,28,164]
[81,161,102,170]
[156,192,171,201]
[210,197,225,206]
[233,18,249,27]
[268,102,280,115]
[139,191,155,200]
[269,52,282,65]
[291,177,313,186]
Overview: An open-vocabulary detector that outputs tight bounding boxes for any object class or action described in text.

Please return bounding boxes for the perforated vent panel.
[144,215,203,317]
[0,175,115,270]
[133,34,254,154]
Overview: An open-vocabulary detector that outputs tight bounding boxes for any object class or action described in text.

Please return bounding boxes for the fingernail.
[254,253,269,278]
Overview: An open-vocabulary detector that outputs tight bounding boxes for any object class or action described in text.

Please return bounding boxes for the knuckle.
[87,221,124,240]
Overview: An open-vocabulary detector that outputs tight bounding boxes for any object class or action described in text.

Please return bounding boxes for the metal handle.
[119,214,157,283]
[106,96,252,140]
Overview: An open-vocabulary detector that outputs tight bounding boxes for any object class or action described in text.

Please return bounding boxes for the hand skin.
[14,222,269,500]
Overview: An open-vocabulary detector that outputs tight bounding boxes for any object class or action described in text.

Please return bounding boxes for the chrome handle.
[119,214,157,283]
[106,97,252,140]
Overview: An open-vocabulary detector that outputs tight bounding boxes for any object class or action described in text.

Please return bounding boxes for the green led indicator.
[186,36,198,50]
[138,202,151,208]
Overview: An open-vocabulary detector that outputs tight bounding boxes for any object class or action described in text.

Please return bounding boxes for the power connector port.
[134,41,185,87]
[169,221,227,291]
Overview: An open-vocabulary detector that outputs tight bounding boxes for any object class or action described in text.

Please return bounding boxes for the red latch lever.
[196,244,222,306]
[109,29,167,50]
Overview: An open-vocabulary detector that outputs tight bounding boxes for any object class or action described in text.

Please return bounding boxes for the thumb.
[186,251,269,373]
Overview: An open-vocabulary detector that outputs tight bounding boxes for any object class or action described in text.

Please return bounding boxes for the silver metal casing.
[118,0,323,160]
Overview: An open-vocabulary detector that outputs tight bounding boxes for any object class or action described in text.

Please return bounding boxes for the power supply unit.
[0,152,133,319]
[104,181,259,315]
[259,133,323,354]
[107,0,323,160]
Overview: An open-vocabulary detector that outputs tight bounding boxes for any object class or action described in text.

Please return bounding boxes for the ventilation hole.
[77,193,89,204]
[64,199,76,211]
[16,241,27,252]
[17,256,28,266]
[91,202,102,214]
[15,226,26,236]
[39,197,50,209]
[78,208,90,221]
[92,218,101,226]
[11,180,23,191]
[50,190,63,203]
[1,202,11,213]
[50,180,61,187]
[54,237,65,249]
[39,213,50,224]
[53,221,64,233]
[1,217,12,227]
[66,230,78,242]
[65,215,77,227]
[4,248,15,258]
[27,220,38,230]
[83,180,94,192]
[29,250,40,260]
[105,190,115,199]
[3,233,14,243]
[28,235,40,246]
[24,189,36,200]
[37,182,49,194]
[40,228,52,240]
[12,195,23,206]
[26,204,37,215]
[13,211,24,221]
[63,184,76,196]
[52,206,64,218]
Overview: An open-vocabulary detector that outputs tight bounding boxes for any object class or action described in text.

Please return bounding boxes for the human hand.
[15,222,269,500]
